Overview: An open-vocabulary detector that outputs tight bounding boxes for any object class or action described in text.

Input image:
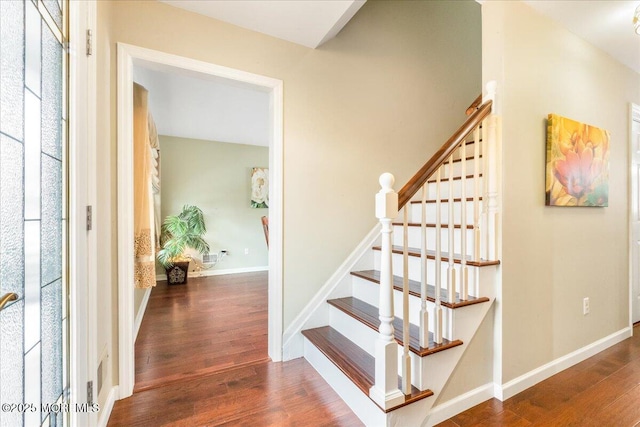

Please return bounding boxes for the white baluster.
[402,207,411,395]
[419,185,429,349]
[435,169,443,344]
[460,142,469,301]
[370,173,404,409]
[447,154,456,305]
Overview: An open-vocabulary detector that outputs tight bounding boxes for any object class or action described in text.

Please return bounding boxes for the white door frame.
[68,1,97,425]
[630,103,640,327]
[116,43,284,398]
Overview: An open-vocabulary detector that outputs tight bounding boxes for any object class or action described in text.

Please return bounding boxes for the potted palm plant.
[157,205,210,285]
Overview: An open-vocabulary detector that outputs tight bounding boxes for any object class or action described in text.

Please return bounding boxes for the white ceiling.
[523,0,640,74]
[140,1,640,144]
[133,65,271,146]
[159,0,366,48]
[161,0,640,74]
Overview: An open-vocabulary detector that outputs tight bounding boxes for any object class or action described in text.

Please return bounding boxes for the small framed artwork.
[545,114,610,207]
[251,167,269,208]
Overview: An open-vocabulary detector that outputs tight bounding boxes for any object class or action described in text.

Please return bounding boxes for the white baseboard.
[495,326,632,401]
[282,224,380,361]
[156,265,268,281]
[134,288,151,342]
[97,385,118,427]
[427,383,495,426]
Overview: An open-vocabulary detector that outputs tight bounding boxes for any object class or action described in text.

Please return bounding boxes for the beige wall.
[95,0,482,397]
[159,136,269,271]
[483,1,640,383]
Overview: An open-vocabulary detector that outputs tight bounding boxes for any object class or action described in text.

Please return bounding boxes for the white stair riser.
[424,178,482,200]
[329,305,377,356]
[353,276,445,327]
[329,299,457,391]
[392,225,475,257]
[305,337,436,426]
[440,157,481,178]
[408,200,478,226]
[351,275,495,343]
[374,251,482,289]
[457,141,483,159]
[303,337,388,426]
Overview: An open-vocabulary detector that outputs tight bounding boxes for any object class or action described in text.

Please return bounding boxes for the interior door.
[632,107,640,325]
[0,0,69,426]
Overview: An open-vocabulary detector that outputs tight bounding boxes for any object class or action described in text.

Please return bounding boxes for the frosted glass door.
[0,1,68,426]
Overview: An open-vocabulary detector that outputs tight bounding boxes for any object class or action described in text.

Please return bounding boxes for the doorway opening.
[130,62,272,391]
[116,43,283,398]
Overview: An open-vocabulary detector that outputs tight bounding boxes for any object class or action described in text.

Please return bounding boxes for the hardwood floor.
[108,358,362,427]
[438,324,640,427]
[108,272,363,426]
[134,272,270,392]
[108,273,640,426]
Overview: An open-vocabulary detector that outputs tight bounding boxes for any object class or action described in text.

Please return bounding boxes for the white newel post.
[370,173,405,409]
[483,81,499,261]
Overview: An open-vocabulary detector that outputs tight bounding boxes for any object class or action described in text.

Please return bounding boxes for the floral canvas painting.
[251,167,269,208]
[545,114,610,207]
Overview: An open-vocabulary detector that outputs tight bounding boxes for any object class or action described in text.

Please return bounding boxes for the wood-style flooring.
[108,272,363,426]
[108,272,640,426]
[438,323,640,427]
[134,272,269,392]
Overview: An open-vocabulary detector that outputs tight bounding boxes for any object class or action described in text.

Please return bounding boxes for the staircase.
[296,83,500,426]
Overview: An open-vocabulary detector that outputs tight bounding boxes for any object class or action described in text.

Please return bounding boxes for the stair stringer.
[410,299,495,418]
[282,224,381,361]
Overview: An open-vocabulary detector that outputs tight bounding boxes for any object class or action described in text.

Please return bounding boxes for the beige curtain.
[148,112,161,244]
[133,83,156,289]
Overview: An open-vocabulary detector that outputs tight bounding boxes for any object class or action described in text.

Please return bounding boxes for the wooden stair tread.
[427,173,481,183]
[328,297,463,357]
[392,222,474,229]
[302,326,434,412]
[351,269,490,309]
[444,154,483,164]
[371,245,500,267]
[409,197,481,204]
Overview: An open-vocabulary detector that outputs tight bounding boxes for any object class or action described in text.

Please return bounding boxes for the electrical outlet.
[583,297,590,315]
[244,248,249,255]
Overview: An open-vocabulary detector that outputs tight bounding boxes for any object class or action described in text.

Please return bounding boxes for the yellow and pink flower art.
[546,114,610,207]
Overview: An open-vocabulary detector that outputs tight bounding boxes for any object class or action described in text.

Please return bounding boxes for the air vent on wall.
[203,253,218,264]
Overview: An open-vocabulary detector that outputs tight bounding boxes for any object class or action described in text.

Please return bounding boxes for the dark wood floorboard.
[440,324,640,427]
[107,358,363,427]
[109,271,362,426]
[134,272,270,392]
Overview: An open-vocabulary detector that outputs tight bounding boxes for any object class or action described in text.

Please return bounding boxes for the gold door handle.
[0,293,18,311]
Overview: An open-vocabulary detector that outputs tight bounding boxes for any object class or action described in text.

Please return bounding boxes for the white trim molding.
[155,265,269,282]
[282,224,380,360]
[133,288,152,341]
[96,386,119,427]
[117,43,284,399]
[494,327,632,401]
[426,383,495,426]
[68,1,97,426]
